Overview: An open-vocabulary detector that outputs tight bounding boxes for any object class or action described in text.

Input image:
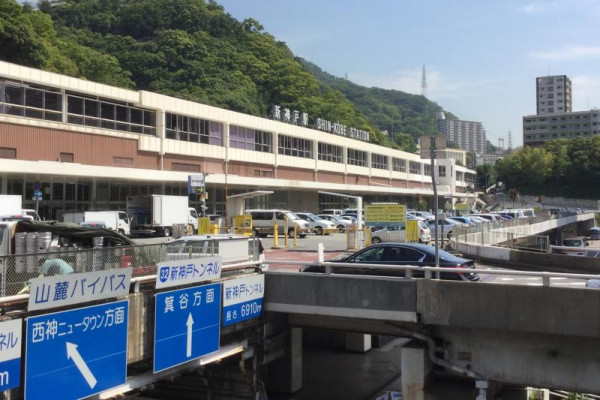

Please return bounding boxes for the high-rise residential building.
[536,75,572,115]
[436,112,486,154]
[523,110,600,146]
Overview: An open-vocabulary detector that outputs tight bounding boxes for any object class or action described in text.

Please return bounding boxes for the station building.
[0,61,476,220]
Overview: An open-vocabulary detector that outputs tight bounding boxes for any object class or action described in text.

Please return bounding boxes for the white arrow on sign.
[186,313,194,358]
[66,342,97,389]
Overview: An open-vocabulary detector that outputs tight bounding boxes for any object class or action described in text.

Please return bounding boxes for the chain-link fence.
[0,238,261,297]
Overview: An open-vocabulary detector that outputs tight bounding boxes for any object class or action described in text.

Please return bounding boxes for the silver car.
[317,214,353,232]
[294,212,337,235]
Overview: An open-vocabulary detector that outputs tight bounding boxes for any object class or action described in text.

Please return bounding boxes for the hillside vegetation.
[1,0,454,152]
[495,137,600,198]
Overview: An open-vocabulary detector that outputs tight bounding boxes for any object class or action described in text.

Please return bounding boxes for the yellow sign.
[198,217,211,234]
[234,215,253,236]
[406,220,419,242]
[365,205,406,223]
[455,204,469,211]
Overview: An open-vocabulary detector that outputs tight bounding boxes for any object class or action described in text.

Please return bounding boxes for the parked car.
[370,221,431,244]
[321,209,344,216]
[339,215,357,223]
[300,243,479,281]
[317,214,353,232]
[562,237,588,247]
[447,216,474,225]
[426,218,462,238]
[294,212,337,235]
[408,210,434,219]
[588,227,600,240]
[79,221,108,229]
[246,209,309,238]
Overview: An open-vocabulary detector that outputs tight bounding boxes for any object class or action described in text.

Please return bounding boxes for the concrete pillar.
[400,345,431,400]
[265,327,302,394]
[345,333,371,353]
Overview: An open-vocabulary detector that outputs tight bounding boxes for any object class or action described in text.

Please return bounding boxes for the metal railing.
[266,259,600,288]
[450,210,595,252]
[454,230,550,252]
[0,238,261,297]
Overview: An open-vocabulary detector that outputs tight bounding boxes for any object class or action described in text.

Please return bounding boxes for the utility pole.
[430,135,440,271]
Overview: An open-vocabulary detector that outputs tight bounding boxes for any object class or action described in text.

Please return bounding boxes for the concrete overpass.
[264,268,600,398]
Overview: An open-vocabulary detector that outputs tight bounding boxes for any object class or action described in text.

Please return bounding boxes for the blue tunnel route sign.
[25,300,129,400]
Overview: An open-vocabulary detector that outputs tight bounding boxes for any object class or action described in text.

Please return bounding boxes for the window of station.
[60,152,74,163]
[409,161,421,175]
[392,158,406,172]
[0,80,62,121]
[438,165,447,177]
[229,125,271,152]
[167,113,224,146]
[347,149,367,166]
[371,153,388,170]
[278,135,313,158]
[0,147,16,159]
[318,142,343,163]
[67,93,156,135]
[424,164,431,176]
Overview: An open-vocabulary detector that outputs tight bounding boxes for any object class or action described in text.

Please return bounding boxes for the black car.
[301,242,479,281]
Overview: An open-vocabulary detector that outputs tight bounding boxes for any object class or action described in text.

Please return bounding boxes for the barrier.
[364,227,372,247]
[293,223,298,247]
[284,217,289,247]
[346,226,358,250]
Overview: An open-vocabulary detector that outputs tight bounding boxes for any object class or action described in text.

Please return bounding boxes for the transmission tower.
[421,65,428,98]
[498,138,505,153]
[507,130,513,151]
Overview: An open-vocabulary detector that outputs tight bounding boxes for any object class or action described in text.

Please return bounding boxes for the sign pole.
[430,136,440,274]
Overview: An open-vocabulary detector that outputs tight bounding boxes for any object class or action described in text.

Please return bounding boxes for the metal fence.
[0,238,261,297]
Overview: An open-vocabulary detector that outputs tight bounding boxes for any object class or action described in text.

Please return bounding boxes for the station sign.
[25,300,129,400]
[154,283,221,373]
[0,319,22,391]
[155,256,222,289]
[365,205,406,225]
[28,268,132,311]
[222,275,264,326]
[188,174,205,195]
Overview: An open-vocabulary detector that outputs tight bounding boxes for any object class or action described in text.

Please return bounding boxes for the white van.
[499,210,526,219]
[246,209,310,238]
[321,209,344,216]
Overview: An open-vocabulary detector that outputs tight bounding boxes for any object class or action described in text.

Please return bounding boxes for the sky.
[218,0,600,148]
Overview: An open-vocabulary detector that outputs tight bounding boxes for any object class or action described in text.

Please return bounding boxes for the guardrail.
[452,211,595,251]
[0,238,261,297]
[264,259,600,288]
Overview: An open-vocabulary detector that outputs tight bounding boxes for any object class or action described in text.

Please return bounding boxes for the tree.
[476,164,496,190]
[508,188,519,208]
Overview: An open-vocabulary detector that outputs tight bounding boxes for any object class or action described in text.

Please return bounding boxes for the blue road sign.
[33,181,41,191]
[222,275,264,326]
[154,283,221,373]
[25,300,129,400]
[0,319,22,391]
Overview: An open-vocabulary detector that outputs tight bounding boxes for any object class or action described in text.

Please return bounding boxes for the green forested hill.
[301,59,457,153]
[0,0,455,152]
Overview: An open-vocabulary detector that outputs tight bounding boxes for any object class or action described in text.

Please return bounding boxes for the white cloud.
[530,46,600,60]
[517,0,600,15]
[349,67,509,102]
[518,1,560,13]
[571,75,600,110]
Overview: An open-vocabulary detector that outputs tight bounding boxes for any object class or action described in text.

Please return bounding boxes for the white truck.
[0,195,41,221]
[62,211,131,235]
[0,195,23,217]
[127,195,198,237]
